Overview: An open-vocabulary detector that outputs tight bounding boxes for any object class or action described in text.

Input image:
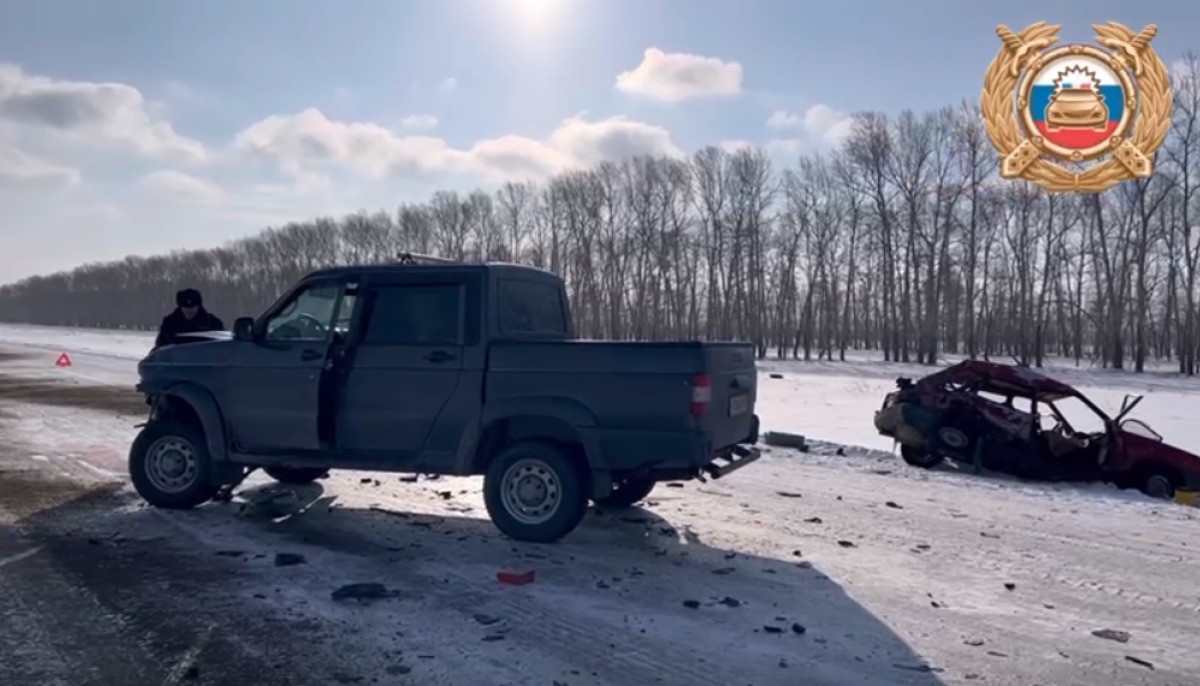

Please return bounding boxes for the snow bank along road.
[1,324,1199,685]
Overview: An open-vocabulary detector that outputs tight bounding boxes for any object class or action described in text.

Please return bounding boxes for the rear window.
[497,279,567,335]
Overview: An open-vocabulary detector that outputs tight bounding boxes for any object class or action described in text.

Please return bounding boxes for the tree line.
[4,58,1200,373]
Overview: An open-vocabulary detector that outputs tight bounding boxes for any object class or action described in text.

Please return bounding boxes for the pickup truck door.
[336,277,467,465]
[226,278,356,453]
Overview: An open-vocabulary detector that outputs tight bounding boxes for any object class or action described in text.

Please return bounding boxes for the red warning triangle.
[55,353,72,368]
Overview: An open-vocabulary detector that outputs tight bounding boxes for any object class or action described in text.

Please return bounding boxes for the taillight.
[690,374,712,416]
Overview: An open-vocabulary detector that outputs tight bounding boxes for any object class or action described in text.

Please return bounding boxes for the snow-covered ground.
[1,323,1198,685]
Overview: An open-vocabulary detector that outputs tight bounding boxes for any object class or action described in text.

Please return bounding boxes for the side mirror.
[233,317,255,341]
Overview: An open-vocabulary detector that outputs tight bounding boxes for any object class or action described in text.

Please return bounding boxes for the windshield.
[1120,418,1163,441]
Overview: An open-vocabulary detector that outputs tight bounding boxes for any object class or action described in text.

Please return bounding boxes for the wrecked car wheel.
[593,477,656,508]
[263,466,327,485]
[900,444,945,469]
[130,420,218,509]
[1143,472,1176,500]
[936,426,971,451]
[484,441,588,543]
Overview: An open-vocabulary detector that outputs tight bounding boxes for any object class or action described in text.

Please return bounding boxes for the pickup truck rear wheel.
[129,419,218,509]
[593,477,656,508]
[263,466,328,485]
[484,441,588,543]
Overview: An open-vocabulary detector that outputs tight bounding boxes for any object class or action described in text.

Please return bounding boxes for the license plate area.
[728,394,749,417]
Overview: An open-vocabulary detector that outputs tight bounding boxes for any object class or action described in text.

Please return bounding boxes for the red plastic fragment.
[496,570,536,586]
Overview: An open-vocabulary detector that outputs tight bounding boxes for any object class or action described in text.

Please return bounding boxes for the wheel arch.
[151,383,230,462]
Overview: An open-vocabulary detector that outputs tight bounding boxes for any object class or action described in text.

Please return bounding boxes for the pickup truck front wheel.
[484,441,588,543]
[593,477,656,508]
[129,420,218,509]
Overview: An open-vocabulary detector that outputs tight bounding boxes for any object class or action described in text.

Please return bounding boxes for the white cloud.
[400,114,438,130]
[767,139,804,157]
[720,139,758,153]
[138,170,225,203]
[0,63,206,161]
[437,77,458,92]
[232,108,681,183]
[0,145,80,189]
[765,105,853,145]
[615,48,743,103]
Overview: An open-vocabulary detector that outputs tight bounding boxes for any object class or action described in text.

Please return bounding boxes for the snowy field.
[1,322,1199,685]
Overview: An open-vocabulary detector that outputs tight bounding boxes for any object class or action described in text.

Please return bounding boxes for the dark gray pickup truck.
[132,255,761,542]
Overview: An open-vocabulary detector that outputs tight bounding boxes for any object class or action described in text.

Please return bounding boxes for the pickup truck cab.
[132,254,762,542]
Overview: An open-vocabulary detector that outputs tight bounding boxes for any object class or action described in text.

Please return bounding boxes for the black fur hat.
[176,288,203,308]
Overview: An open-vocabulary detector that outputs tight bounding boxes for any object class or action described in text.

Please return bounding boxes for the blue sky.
[0,0,1195,283]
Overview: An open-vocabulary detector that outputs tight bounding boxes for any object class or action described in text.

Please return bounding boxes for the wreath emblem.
[981,22,1172,193]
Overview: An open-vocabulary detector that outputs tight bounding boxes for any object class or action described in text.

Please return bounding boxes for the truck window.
[265,282,343,341]
[497,279,566,335]
[361,284,462,346]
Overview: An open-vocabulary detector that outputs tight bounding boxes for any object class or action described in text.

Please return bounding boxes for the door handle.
[300,349,323,362]
[424,351,456,363]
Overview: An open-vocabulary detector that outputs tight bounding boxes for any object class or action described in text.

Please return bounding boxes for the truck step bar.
[703,444,762,479]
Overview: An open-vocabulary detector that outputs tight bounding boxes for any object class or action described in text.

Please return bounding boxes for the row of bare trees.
[5,59,1200,372]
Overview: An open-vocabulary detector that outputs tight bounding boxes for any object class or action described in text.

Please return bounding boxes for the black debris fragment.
[1004,583,1016,591]
[682,600,701,609]
[791,623,807,635]
[473,614,501,626]
[331,583,399,601]
[776,491,802,498]
[836,540,856,548]
[1125,656,1154,670]
[1092,628,1131,643]
[718,597,741,608]
[804,517,823,524]
[885,501,902,509]
[763,625,784,634]
[274,553,306,567]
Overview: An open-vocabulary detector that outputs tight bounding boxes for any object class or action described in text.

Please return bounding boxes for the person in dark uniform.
[154,288,225,349]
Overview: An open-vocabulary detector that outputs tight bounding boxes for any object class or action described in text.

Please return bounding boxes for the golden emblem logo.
[982,22,1172,193]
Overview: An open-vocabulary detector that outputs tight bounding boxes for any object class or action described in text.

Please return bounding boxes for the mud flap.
[703,445,762,479]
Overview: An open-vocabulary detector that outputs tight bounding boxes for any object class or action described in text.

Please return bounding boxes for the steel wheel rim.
[145,436,199,493]
[500,458,561,525]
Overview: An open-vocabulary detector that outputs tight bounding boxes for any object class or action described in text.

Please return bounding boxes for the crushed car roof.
[918,360,1079,401]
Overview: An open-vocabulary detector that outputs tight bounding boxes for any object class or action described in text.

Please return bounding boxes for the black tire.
[129,419,218,509]
[483,441,589,543]
[593,477,656,508]
[900,444,945,469]
[263,466,328,485]
[1142,469,1178,500]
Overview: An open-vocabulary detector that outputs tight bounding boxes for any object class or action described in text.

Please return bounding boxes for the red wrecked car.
[873,360,1200,499]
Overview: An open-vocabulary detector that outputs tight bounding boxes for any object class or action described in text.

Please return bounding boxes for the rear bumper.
[586,413,762,478]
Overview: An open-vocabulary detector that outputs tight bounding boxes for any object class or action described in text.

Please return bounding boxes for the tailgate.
[702,343,758,449]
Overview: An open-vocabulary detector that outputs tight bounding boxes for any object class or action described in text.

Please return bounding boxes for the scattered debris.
[804,517,823,524]
[776,491,803,498]
[964,639,985,647]
[769,373,784,379]
[682,600,701,609]
[885,501,902,509]
[1003,582,1016,591]
[763,431,808,450]
[435,491,452,500]
[481,634,505,642]
[718,597,741,608]
[359,477,372,485]
[666,482,685,488]
[836,447,846,456]
[1092,628,1131,644]
[274,553,306,567]
[385,665,413,676]
[763,625,784,634]
[791,623,807,635]
[496,570,536,586]
[213,550,245,557]
[399,475,418,483]
[893,662,941,673]
[368,506,410,518]
[712,567,735,575]
[1125,656,1154,670]
[473,614,501,626]
[836,540,856,548]
[980,531,1001,539]
[331,583,399,602]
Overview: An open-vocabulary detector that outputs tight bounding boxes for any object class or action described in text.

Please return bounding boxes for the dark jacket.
[154,307,225,349]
